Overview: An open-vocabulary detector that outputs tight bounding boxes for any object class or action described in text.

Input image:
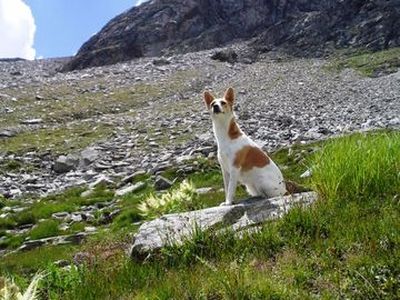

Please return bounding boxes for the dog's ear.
[224,87,234,105]
[203,91,214,108]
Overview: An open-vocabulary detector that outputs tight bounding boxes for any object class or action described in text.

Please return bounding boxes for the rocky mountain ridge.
[64,0,400,70]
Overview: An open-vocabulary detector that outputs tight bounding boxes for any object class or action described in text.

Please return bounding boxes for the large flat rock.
[130,192,317,259]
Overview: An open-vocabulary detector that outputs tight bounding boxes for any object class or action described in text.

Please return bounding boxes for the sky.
[0,0,147,60]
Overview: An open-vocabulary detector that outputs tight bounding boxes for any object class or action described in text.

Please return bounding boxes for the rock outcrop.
[130,192,317,259]
[63,0,400,70]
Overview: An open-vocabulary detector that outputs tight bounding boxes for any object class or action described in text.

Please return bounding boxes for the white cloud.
[0,0,36,60]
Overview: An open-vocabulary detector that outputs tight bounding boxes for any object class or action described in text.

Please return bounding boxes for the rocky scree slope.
[1,46,400,199]
[63,0,400,70]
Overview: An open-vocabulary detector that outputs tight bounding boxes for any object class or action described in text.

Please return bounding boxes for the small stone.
[84,226,97,233]
[53,154,79,173]
[94,162,112,170]
[80,147,99,166]
[12,207,26,213]
[9,188,22,197]
[176,155,193,164]
[0,129,17,138]
[154,176,173,191]
[54,259,70,267]
[196,187,213,194]
[80,189,95,198]
[210,49,238,63]
[70,213,83,223]
[304,128,323,140]
[99,209,121,224]
[89,175,115,189]
[10,71,23,76]
[152,58,171,66]
[119,170,147,186]
[300,169,312,178]
[59,223,70,231]
[389,117,400,126]
[52,212,70,221]
[21,118,43,125]
[115,181,146,197]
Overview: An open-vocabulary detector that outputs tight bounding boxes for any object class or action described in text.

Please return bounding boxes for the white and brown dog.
[204,87,288,205]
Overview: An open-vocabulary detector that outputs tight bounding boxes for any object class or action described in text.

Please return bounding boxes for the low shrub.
[137,180,201,219]
[0,273,43,300]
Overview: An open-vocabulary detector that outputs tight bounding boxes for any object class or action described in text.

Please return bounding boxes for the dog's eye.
[221,102,227,106]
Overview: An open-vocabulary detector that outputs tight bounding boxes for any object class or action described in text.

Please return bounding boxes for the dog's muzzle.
[213,104,221,114]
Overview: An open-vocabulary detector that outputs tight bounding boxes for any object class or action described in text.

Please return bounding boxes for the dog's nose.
[213,104,221,113]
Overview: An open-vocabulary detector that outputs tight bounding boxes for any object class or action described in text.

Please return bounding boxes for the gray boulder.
[0,129,17,138]
[53,154,79,173]
[115,181,146,197]
[80,147,99,166]
[154,176,173,191]
[130,192,317,259]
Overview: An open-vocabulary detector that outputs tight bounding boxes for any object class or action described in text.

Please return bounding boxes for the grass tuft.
[311,131,400,201]
[29,220,61,240]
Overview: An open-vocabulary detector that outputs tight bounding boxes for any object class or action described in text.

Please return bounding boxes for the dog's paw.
[220,201,232,207]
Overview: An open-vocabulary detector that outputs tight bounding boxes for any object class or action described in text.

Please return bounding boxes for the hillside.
[63,0,400,70]
[1,1,400,295]
[1,47,400,199]
[0,45,400,298]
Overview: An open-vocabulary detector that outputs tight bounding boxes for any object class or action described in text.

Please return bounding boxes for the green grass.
[0,246,77,274]
[30,220,61,240]
[327,47,400,77]
[1,131,399,299]
[0,234,26,250]
[311,131,400,200]
[0,69,200,130]
[0,187,114,249]
[0,122,113,155]
[30,187,114,220]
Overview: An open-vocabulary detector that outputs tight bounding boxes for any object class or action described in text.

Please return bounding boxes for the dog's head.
[203,87,235,118]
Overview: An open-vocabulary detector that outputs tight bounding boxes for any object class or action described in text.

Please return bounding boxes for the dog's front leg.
[221,168,230,196]
[224,167,239,205]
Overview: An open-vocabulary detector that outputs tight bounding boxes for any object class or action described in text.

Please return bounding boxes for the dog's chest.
[216,137,248,169]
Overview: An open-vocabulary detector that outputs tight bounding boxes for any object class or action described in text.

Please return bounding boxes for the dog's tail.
[284,180,311,195]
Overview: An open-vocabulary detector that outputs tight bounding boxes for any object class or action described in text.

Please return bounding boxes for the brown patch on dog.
[203,91,214,109]
[234,145,270,172]
[224,87,234,106]
[228,119,242,139]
